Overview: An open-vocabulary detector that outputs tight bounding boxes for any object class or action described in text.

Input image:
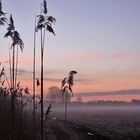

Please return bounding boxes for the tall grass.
[61,71,78,127]
[0,64,37,140]
[33,14,37,140]
[0,87,42,140]
[4,14,24,140]
[36,1,56,139]
[0,0,7,26]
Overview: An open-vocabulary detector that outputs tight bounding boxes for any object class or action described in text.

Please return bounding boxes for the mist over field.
[48,102,140,140]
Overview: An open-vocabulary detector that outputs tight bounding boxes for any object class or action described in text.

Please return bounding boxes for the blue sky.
[0,0,140,92]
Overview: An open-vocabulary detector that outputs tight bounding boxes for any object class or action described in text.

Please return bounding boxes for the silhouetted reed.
[36,1,56,139]
[32,15,37,140]
[4,14,24,140]
[0,0,7,26]
[61,71,78,127]
[0,63,39,140]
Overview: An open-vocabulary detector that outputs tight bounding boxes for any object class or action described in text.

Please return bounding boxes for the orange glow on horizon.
[72,94,140,102]
[11,78,140,94]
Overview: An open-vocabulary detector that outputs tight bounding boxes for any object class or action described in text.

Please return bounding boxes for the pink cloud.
[66,51,140,62]
[0,53,33,65]
[66,53,106,62]
[112,52,140,59]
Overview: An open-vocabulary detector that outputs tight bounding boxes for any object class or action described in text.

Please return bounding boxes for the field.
[1,97,140,140]
[49,104,140,140]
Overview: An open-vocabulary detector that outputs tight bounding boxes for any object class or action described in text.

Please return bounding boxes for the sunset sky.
[0,0,140,99]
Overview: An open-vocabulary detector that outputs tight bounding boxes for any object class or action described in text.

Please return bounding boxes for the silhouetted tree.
[77,96,83,103]
[48,86,63,103]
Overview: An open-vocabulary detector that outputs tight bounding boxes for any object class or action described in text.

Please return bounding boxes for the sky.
[0,0,140,100]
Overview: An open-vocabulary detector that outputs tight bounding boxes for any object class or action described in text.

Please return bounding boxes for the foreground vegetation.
[0,92,34,140]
